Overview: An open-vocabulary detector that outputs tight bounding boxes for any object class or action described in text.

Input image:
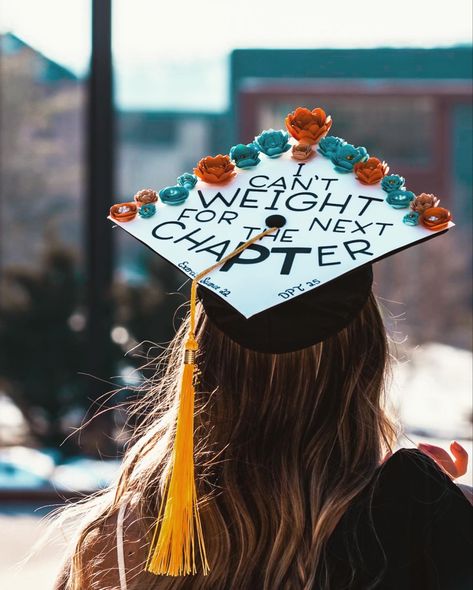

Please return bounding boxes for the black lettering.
[271,247,312,275]
[333,218,351,233]
[320,192,352,214]
[280,228,299,243]
[174,228,215,250]
[293,163,306,177]
[375,222,394,236]
[195,240,230,260]
[344,239,373,260]
[197,188,241,208]
[240,188,263,208]
[351,220,373,234]
[220,243,270,272]
[152,221,185,240]
[264,189,285,211]
[218,210,239,224]
[357,195,384,216]
[309,217,332,232]
[178,208,197,221]
[321,177,338,191]
[195,209,216,222]
[286,192,318,212]
[243,226,262,240]
[291,177,313,191]
[249,175,269,188]
[318,245,341,266]
[268,177,287,190]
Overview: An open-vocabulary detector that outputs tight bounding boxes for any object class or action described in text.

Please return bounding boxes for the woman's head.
[64,290,398,590]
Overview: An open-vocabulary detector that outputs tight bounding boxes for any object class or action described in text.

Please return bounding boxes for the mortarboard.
[108,106,453,576]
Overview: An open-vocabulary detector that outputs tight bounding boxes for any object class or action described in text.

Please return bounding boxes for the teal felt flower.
[254,129,291,158]
[330,143,369,173]
[403,211,420,226]
[386,189,415,209]
[381,174,405,193]
[177,173,198,190]
[229,143,261,168]
[159,185,189,206]
[317,136,346,158]
[138,203,156,218]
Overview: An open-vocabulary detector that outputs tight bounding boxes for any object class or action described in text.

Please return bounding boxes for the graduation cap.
[108,106,453,576]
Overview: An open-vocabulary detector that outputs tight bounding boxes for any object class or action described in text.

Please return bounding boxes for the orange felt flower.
[419,207,452,231]
[110,202,138,222]
[134,188,158,204]
[194,155,236,184]
[354,157,389,185]
[292,142,314,161]
[285,107,332,145]
[410,193,440,214]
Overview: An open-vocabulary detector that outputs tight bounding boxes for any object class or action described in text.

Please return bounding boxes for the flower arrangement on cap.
[54,106,469,590]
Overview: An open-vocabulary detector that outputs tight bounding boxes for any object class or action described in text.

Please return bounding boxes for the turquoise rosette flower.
[254,129,291,158]
[403,211,420,226]
[159,185,189,206]
[138,203,156,218]
[330,143,369,173]
[381,174,405,193]
[177,173,198,190]
[229,143,261,168]
[385,189,415,209]
[317,136,346,158]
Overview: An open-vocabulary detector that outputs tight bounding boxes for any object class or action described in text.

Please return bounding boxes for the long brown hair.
[57,291,398,589]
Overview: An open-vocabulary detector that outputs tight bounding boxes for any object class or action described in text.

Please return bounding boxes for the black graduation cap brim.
[197,263,374,353]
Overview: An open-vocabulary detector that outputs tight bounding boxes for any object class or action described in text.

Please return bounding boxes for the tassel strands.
[146,226,277,577]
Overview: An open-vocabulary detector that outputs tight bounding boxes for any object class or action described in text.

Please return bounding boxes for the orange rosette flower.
[110,202,138,222]
[285,107,332,146]
[292,143,314,161]
[354,157,389,185]
[410,193,440,214]
[419,207,452,231]
[134,188,158,204]
[194,155,236,184]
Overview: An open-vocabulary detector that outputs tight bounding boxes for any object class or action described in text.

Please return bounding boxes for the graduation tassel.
[146,226,277,577]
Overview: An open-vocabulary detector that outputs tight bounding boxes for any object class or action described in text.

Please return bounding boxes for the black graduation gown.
[324,448,473,590]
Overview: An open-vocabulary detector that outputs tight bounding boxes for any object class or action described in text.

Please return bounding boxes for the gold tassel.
[145,226,277,576]
[146,335,209,575]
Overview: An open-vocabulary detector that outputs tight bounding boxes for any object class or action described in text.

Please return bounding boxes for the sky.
[1,0,472,110]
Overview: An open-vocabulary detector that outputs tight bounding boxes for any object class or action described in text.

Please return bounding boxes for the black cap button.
[265,214,286,228]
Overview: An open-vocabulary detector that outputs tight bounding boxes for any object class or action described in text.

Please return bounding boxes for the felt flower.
[354,157,389,185]
[285,107,332,145]
[177,173,198,190]
[385,189,416,209]
[381,174,405,193]
[134,188,158,205]
[253,129,291,157]
[419,207,452,231]
[110,202,138,222]
[229,143,261,168]
[410,193,440,214]
[138,203,156,218]
[291,143,314,161]
[330,143,369,173]
[159,185,189,205]
[194,155,236,183]
[317,136,346,158]
[403,211,420,226]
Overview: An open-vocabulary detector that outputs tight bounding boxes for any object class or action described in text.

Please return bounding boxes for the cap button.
[265,214,286,228]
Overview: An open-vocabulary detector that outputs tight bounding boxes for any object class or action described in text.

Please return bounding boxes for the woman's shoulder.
[373,447,472,514]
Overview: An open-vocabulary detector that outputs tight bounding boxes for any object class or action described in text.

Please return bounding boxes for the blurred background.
[0,1,472,587]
